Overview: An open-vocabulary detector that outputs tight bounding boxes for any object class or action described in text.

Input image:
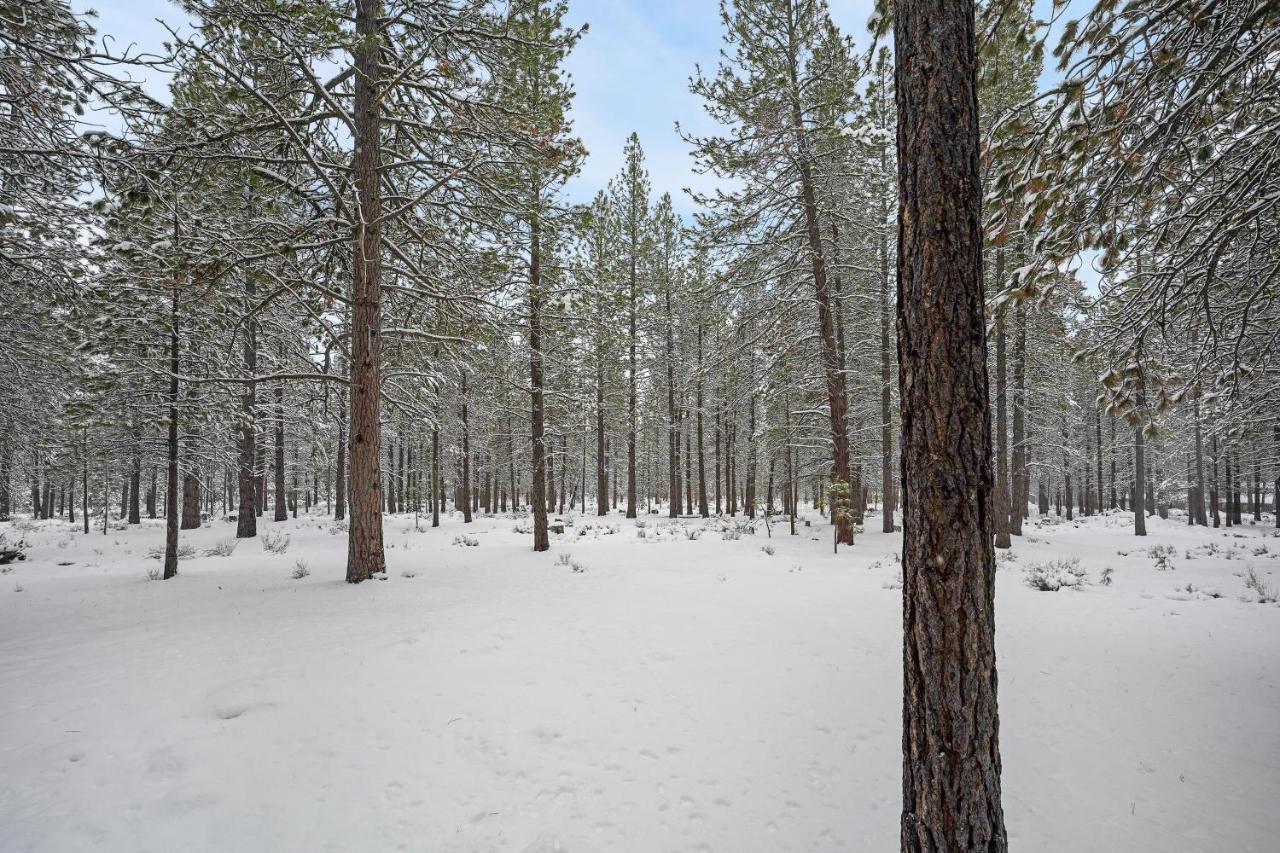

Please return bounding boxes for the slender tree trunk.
[181,431,201,531]
[346,0,387,582]
[163,276,181,580]
[460,371,473,523]
[529,206,550,551]
[697,326,709,517]
[128,417,141,525]
[237,275,258,538]
[1134,422,1148,536]
[274,372,288,522]
[880,218,896,533]
[0,423,10,521]
[896,0,1006,845]
[1009,301,1026,535]
[431,425,441,527]
[993,307,1010,548]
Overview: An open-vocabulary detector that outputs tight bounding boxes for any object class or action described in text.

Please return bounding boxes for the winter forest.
[2,0,1278,850]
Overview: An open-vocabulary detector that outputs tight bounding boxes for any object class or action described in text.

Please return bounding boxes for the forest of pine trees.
[2,1,1278,850]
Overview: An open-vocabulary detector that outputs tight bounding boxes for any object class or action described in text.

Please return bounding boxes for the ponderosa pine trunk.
[895,0,1006,845]
[181,432,200,530]
[128,416,141,525]
[697,325,709,517]
[596,345,608,516]
[993,306,1010,549]
[431,425,440,527]
[880,217,895,533]
[163,276,181,580]
[335,385,347,522]
[529,206,550,552]
[1134,421,1148,536]
[460,370,473,524]
[1009,301,1026,535]
[346,0,387,582]
[273,372,287,522]
[781,6,853,545]
[237,275,258,539]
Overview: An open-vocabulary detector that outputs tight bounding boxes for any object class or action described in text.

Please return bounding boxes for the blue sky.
[77,0,878,215]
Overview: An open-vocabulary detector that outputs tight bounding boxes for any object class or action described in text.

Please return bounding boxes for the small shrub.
[205,538,239,558]
[1147,543,1177,571]
[401,571,417,579]
[1243,567,1278,604]
[146,543,196,560]
[290,559,310,580]
[0,534,28,565]
[1024,557,1088,591]
[1100,567,1114,586]
[261,530,290,554]
[452,534,479,547]
[145,568,162,581]
[760,544,775,556]
[13,583,23,592]
[685,528,701,540]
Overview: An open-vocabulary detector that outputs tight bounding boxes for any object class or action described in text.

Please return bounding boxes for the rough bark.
[529,209,550,551]
[1009,301,1026,535]
[163,277,181,580]
[895,0,1006,846]
[346,0,387,582]
[993,308,1010,548]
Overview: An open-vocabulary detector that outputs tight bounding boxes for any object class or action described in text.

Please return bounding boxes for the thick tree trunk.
[895,0,1006,845]
[346,0,387,582]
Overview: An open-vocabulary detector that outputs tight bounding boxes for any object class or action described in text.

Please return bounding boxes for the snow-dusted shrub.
[144,568,162,581]
[0,534,26,565]
[205,538,239,558]
[1147,543,1177,571]
[452,534,479,547]
[328,521,347,536]
[290,560,310,580]
[512,522,533,535]
[685,527,701,540]
[1023,557,1088,591]
[1100,567,1114,586]
[146,543,196,560]
[721,528,740,541]
[760,544,775,556]
[1243,567,1277,604]
[260,530,290,554]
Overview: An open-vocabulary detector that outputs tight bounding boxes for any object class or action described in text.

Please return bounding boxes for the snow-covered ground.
[1,507,1278,852]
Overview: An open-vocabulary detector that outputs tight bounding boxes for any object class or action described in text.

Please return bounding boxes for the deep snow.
[1,507,1278,852]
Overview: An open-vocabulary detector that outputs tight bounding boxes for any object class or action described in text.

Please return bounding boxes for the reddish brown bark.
[896,0,1006,846]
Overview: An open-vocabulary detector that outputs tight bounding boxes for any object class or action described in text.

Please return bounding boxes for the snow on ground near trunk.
[1,508,1278,853]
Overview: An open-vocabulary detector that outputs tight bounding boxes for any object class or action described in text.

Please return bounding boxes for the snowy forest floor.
[2,507,1278,852]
